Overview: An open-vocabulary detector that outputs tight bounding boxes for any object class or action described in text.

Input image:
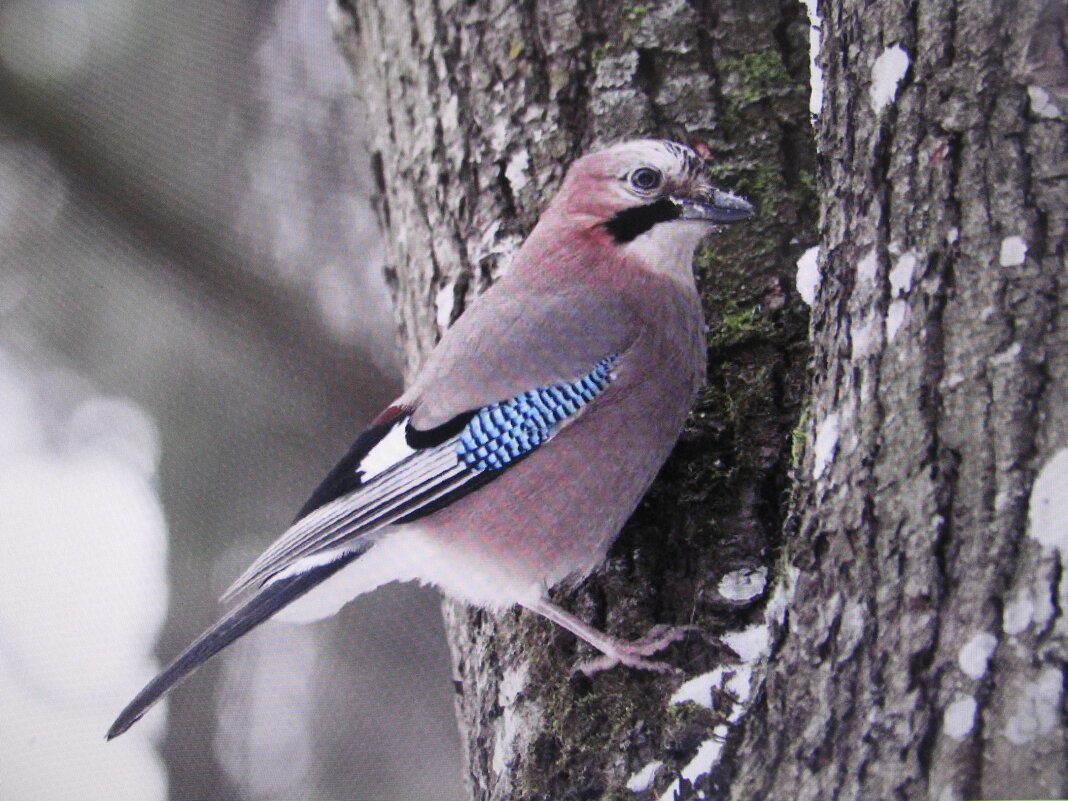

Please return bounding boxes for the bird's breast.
[404,276,706,606]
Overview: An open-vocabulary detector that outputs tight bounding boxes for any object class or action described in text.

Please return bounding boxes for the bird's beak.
[675,186,754,224]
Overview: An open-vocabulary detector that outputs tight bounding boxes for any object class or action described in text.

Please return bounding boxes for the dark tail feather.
[106,550,361,740]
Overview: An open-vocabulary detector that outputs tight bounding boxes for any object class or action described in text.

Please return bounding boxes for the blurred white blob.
[236,0,395,363]
[0,0,140,84]
[214,623,318,800]
[66,396,160,476]
[0,140,69,243]
[0,351,168,800]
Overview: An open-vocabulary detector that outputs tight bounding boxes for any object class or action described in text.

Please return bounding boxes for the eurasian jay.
[107,138,752,740]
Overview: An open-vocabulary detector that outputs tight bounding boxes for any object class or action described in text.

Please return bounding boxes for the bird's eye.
[629,167,662,192]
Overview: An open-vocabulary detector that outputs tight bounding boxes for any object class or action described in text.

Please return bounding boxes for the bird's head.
[544,139,753,278]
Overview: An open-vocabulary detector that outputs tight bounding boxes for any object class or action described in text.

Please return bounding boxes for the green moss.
[707,299,772,349]
[591,42,616,64]
[507,21,818,801]
[720,50,793,107]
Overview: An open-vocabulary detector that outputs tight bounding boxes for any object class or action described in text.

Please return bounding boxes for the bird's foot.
[523,598,700,676]
[572,624,701,676]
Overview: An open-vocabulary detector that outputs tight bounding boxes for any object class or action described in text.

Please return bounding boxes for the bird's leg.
[523,597,697,675]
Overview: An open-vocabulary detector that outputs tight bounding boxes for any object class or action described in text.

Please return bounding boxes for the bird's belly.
[412,411,678,603]
[270,521,547,624]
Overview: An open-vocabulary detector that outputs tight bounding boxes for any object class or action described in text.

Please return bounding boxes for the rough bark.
[334,0,816,798]
[337,0,1068,797]
[725,1,1068,800]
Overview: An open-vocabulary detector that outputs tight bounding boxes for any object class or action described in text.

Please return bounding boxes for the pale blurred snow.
[0,352,169,801]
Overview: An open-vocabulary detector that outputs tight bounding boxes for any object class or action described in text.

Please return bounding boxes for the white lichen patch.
[1004,667,1063,744]
[663,582,789,792]
[836,598,868,658]
[658,731,729,801]
[999,236,1028,267]
[958,632,997,679]
[943,695,977,740]
[889,251,917,296]
[626,760,663,793]
[795,246,820,306]
[940,371,966,391]
[504,149,530,194]
[1034,579,1056,628]
[667,620,772,788]
[717,567,768,602]
[1003,588,1035,635]
[488,118,510,153]
[441,93,459,135]
[989,341,1022,367]
[723,624,772,664]
[723,665,754,704]
[870,44,909,113]
[765,564,799,627]
[1028,448,1068,560]
[1028,85,1064,119]
[670,664,752,712]
[491,727,510,775]
[886,299,907,342]
[594,50,640,91]
[498,661,529,706]
[857,247,879,285]
[682,736,726,781]
[491,662,532,775]
[800,0,823,116]
[434,282,456,331]
[851,312,882,360]
[671,670,723,708]
[813,411,840,480]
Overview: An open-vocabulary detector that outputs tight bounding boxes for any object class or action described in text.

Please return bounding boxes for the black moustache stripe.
[604,198,681,243]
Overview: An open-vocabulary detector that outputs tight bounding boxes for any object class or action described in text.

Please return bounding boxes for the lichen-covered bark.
[334,0,815,798]
[725,1,1068,799]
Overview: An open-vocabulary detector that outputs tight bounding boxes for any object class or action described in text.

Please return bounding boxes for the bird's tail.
[106,550,360,740]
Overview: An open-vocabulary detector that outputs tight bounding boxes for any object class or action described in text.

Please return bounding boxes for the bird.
[106,138,753,740]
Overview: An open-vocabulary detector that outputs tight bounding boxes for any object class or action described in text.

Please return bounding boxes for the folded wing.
[106,354,621,739]
[224,353,619,599]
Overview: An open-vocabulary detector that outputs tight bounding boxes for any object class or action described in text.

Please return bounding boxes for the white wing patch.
[358,421,416,480]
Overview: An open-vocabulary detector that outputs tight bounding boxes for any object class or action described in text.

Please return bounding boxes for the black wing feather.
[293,411,478,521]
[106,548,363,740]
[108,357,618,739]
[294,420,395,520]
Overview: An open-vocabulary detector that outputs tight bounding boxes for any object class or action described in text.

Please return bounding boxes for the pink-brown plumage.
[107,139,752,740]
[401,237,707,603]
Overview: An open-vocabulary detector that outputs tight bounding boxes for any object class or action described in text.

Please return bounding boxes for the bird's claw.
[572,624,701,676]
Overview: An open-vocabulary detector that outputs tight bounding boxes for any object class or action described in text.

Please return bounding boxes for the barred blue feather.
[458,356,617,470]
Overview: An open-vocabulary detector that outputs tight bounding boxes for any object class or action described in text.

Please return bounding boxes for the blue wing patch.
[222,354,620,596]
[457,355,617,471]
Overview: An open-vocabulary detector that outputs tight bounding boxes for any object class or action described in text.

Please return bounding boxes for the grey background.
[0,1,465,799]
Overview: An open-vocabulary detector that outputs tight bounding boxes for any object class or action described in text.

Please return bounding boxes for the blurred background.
[0,0,465,798]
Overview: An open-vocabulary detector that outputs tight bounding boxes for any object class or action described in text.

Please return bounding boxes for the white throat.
[621,219,710,282]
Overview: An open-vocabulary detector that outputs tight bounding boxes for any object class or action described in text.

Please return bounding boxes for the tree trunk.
[725,1,1068,799]
[335,0,1066,798]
